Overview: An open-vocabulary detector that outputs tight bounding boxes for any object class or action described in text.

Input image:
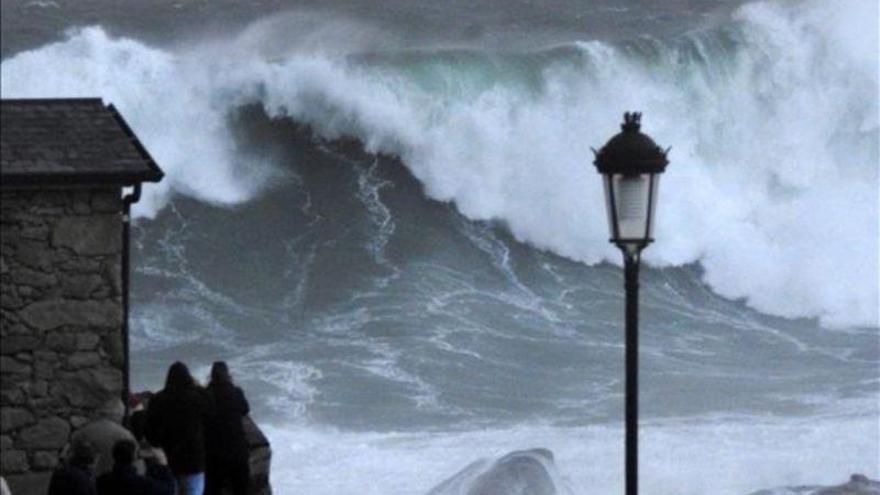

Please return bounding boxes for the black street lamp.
[592,112,669,495]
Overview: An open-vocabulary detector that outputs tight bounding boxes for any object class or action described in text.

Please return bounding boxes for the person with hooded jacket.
[96,439,175,495]
[47,437,99,495]
[204,361,251,495]
[145,362,214,495]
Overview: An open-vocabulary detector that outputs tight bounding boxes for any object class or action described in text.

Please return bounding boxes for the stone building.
[0,98,163,494]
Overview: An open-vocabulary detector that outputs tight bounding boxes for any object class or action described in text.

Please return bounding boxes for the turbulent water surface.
[2,0,878,493]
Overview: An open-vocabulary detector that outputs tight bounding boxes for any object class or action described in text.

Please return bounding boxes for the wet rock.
[32,450,60,469]
[4,472,52,495]
[428,448,557,495]
[0,389,26,406]
[19,225,50,241]
[0,335,40,354]
[61,273,107,299]
[815,475,880,495]
[15,239,54,270]
[0,407,35,433]
[244,416,273,495]
[49,368,121,408]
[0,287,25,310]
[67,352,101,368]
[75,332,100,350]
[750,474,880,495]
[19,298,122,330]
[8,267,57,288]
[0,450,28,473]
[46,332,77,352]
[91,191,121,213]
[0,356,31,376]
[52,215,120,255]
[18,416,70,449]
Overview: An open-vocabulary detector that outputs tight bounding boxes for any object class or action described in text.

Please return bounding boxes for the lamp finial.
[622,112,641,132]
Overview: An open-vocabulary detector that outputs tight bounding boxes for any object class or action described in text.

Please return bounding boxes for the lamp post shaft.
[594,111,667,495]
[624,253,640,495]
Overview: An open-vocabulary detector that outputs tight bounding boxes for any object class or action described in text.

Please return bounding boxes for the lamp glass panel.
[602,176,617,239]
[647,175,660,238]
[612,174,650,240]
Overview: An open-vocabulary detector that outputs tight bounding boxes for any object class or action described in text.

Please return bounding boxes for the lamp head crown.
[593,111,668,175]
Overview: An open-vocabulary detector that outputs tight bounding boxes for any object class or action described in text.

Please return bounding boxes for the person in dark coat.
[47,437,98,495]
[96,439,175,495]
[204,361,251,495]
[145,362,214,495]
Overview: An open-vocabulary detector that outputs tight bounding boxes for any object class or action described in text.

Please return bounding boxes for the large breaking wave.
[1,0,877,328]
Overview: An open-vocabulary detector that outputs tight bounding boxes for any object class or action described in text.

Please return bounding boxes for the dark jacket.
[145,386,214,475]
[205,381,250,461]
[47,464,97,495]
[96,463,175,495]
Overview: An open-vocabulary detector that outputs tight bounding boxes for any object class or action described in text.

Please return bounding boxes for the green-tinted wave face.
[339,25,748,104]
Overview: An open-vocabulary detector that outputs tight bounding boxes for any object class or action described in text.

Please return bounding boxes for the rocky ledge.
[243,416,272,495]
[749,474,880,495]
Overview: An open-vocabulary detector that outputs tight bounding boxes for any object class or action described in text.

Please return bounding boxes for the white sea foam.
[1,0,877,328]
[0,28,279,215]
[261,412,879,495]
[233,358,322,420]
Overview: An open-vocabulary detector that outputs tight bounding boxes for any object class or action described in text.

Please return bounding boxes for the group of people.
[45,361,252,495]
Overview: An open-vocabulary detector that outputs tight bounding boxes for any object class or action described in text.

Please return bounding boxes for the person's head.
[97,398,125,424]
[111,439,137,467]
[68,437,98,470]
[165,361,195,393]
[209,361,232,385]
[132,391,154,411]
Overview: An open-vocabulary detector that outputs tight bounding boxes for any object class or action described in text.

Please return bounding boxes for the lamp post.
[592,112,669,495]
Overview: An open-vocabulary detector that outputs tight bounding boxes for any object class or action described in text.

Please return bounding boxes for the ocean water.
[1,0,878,493]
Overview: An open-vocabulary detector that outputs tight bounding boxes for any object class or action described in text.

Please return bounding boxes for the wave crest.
[1,0,877,328]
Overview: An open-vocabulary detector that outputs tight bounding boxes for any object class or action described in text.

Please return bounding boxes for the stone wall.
[1,188,124,494]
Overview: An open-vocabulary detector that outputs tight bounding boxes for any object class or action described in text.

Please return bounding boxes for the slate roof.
[1,98,164,186]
